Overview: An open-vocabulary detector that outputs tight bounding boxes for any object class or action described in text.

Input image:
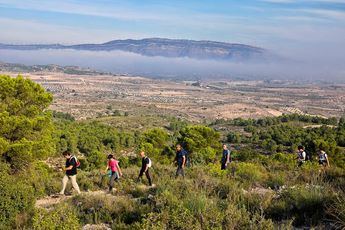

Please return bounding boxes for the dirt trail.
[35,184,156,210]
[35,190,113,210]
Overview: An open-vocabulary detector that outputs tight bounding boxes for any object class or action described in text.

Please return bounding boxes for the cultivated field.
[2,71,345,121]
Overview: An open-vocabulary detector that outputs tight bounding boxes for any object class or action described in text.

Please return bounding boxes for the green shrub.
[208,163,227,177]
[71,193,147,226]
[241,192,274,215]
[223,204,274,230]
[29,161,61,197]
[235,162,269,185]
[267,184,335,226]
[0,163,35,229]
[266,172,286,189]
[235,147,260,162]
[32,204,80,230]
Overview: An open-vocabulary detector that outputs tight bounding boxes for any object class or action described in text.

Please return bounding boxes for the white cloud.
[299,8,345,20]
[0,18,147,44]
[0,0,177,21]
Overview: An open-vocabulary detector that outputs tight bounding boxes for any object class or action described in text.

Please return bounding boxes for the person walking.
[297,145,306,167]
[60,151,81,195]
[175,144,186,178]
[318,150,330,167]
[221,144,231,170]
[105,154,122,192]
[137,151,153,186]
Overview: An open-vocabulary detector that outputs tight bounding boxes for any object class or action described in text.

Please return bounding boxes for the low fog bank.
[0,49,344,83]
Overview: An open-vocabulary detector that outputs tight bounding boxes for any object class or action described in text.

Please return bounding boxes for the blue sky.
[0,0,344,54]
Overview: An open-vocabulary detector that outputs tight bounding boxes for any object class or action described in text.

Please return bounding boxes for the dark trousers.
[175,165,185,178]
[109,171,119,191]
[221,161,227,170]
[298,161,305,167]
[138,169,152,186]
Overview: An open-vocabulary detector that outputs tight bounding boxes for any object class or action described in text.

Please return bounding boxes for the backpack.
[184,150,191,167]
[319,153,327,162]
[70,156,81,168]
[146,157,152,168]
[298,151,306,161]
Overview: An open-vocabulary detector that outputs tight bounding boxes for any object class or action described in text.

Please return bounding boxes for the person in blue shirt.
[175,144,186,178]
[221,144,231,170]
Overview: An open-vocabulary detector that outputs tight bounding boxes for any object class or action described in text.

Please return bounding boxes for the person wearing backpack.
[137,151,152,186]
[59,151,81,195]
[221,144,231,170]
[105,154,123,192]
[297,145,306,167]
[175,144,186,178]
[318,150,330,167]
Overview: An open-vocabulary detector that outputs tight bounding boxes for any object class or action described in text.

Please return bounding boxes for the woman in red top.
[105,154,123,192]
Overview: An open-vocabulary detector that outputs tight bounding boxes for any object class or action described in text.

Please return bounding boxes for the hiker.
[175,144,186,178]
[137,151,152,186]
[297,145,306,167]
[105,154,122,192]
[60,151,81,195]
[221,144,231,170]
[318,150,330,167]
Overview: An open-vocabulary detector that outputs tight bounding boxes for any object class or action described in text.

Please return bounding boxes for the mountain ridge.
[0,38,269,61]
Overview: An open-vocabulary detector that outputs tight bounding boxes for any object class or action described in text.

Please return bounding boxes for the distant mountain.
[0,38,269,61]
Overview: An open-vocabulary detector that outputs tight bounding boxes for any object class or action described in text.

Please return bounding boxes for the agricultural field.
[2,71,345,122]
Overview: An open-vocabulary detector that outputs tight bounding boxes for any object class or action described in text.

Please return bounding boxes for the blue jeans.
[109,171,119,191]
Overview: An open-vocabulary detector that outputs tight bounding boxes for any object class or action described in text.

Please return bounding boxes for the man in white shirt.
[297,145,306,167]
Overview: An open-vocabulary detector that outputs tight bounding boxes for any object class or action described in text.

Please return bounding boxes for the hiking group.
[58,144,330,195]
[297,145,330,167]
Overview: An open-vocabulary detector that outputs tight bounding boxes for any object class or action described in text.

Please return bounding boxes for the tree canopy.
[0,75,54,170]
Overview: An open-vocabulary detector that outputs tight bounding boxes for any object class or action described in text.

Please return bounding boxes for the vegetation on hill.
[0,75,344,229]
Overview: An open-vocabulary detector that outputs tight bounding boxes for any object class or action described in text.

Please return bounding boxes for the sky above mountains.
[0,0,344,48]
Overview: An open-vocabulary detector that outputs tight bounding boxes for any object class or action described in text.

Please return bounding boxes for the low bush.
[267,184,335,227]
[71,194,148,226]
[32,204,80,230]
[235,162,269,186]
[0,163,35,229]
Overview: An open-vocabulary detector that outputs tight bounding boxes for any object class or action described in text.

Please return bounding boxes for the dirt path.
[35,190,112,209]
[35,184,156,210]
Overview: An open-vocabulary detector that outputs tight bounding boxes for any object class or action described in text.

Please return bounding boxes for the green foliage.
[178,125,220,164]
[71,194,147,227]
[0,75,54,169]
[167,118,188,132]
[235,162,268,184]
[0,163,34,228]
[227,131,241,143]
[29,161,61,197]
[2,76,345,229]
[267,184,335,226]
[52,111,75,121]
[32,204,80,230]
[53,120,137,169]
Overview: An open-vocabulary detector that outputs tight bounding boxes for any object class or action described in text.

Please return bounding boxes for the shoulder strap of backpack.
[70,155,78,162]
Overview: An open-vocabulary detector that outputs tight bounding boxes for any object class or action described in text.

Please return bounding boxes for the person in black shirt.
[175,144,186,178]
[59,151,81,195]
[137,151,152,186]
[221,144,231,170]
